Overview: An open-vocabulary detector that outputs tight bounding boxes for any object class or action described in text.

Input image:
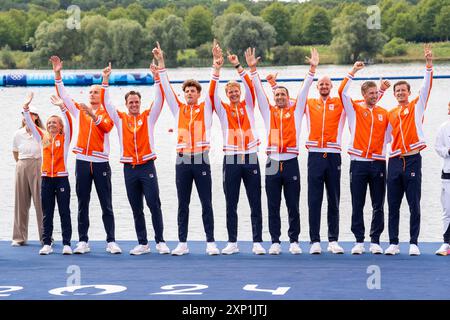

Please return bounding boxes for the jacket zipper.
[366,108,374,158]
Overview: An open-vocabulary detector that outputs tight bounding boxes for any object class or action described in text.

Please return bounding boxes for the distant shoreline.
[2,42,450,70]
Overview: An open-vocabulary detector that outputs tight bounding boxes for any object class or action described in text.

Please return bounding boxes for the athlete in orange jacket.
[251,47,318,255]
[50,56,121,255]
[385,45,434,256]
[339,61,391,255]
[268,71,388,255]
[101,62,170,256]
[23,93,73,255]
[209,41,265,255]
[154,42,219,256]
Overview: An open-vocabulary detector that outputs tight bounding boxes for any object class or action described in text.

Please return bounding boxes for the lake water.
[1,63,449,244]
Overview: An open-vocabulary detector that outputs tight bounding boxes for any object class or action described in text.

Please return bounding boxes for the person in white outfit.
[12,105,44,246]
[434,102,450,256]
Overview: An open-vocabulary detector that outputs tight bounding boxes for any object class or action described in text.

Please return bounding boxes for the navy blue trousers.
[223,153,263,243]
[41,176,72,246]
[308,152,341,243]
[350,160,386,244]
[75,159,115,243]
[265,157,300,244]
[176,152,214,242]
[124,160,165,245]
[388,153,422,245]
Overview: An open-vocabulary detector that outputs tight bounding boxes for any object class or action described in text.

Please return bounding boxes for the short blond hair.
[225,81,241,93]
[361,81,377,95]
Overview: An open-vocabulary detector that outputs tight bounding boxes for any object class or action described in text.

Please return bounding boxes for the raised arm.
[210,40,226,120]
[339,61,365,123]
[294,47,318,117]
[227,49,255,109]
[50,56,79,118]
[148,63,165,125]
[22,93,43,143]
[50,95,72,143]
[416,44,433,118]
[153,42,180,118]
[246,48,270,128]
[100,63,120,126]
[377,78,391,102]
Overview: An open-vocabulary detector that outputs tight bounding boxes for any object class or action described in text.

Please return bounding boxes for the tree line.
[0,0,449,68]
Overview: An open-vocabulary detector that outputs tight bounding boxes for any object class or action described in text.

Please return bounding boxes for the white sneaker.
[171,242,189,256]
[221,242,239,255]
[106,242,122,254]
[62,245,73,255]
[327,241,344,254]
[269,243,282,255]
[156,242,170,254]
[369,243,383,254]
[409,244,421,256]
[351,242,365,255]
[206,242,220,255]
[385,244,400,255]
[11,240,24,247]
[39,245,53,255]
[435,243,449,256]
[309,242,322,254]
[252,243,266,255]
[74,241,90,254]
[129,244,150,255]
[289,242,302,255]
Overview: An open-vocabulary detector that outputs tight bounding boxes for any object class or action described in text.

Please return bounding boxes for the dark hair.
[125,91,141,102]
[275,86,289,97]
[361,81,377,95]
[21,113,44,129]
[393,80,411,92]
[182,79,202,93]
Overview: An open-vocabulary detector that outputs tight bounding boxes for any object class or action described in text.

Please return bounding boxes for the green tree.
[382,37,408,57]
[390,11,417,41]
[0,10,28,50]
[107,7,129,20]
[0,15,12,49]
[145,7,174,30]
[126,3,148,26]
[213,12,276,60]
[271,42,289,65]
[415,0,449,42]
[223,2,247,15]
[80,15,110,68]
[290,6,308,45]
[302,7,332,45]
[331,10,388,64]
[0,45,17,69]
[148,14,189,66]
[435,5,450,41]
[185,5,213,48]
[107,18,147,68]
[149,7,174,21]
[25,6,48,45]
[212,13,240,46]
[49,9,69,21]
[29,0,60,10]
[379,0,410,38]
[195,42,212,60]
[30,19,84,67]
[261,2,291,45]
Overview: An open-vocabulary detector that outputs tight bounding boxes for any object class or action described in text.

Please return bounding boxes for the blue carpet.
[0,241,448,300]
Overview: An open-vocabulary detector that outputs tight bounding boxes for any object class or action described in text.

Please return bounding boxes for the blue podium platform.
[0,241,448,300]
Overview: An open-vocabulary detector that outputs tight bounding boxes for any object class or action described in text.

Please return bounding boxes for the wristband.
[234,64,241,69]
